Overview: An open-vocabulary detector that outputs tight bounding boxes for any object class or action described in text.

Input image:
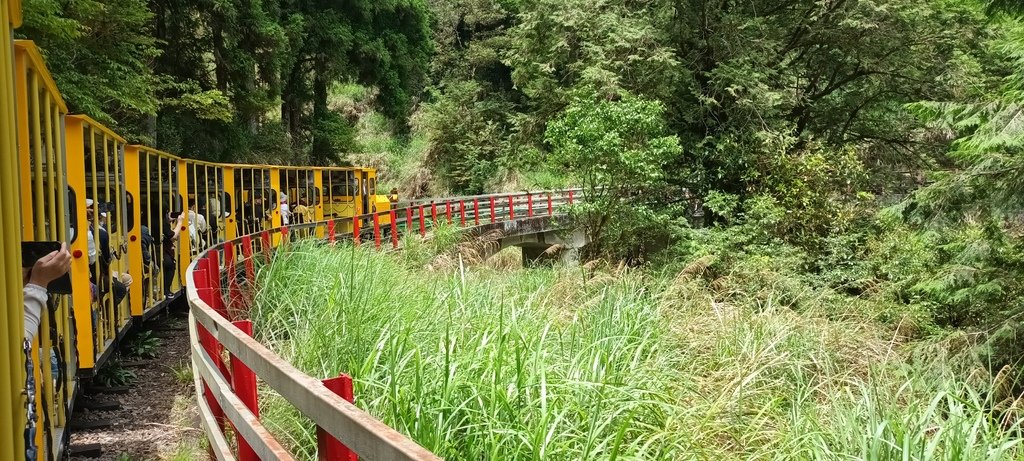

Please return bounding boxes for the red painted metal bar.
[431,202,437,223]
[373,213,381,249]
[419,205,426,237]
[230,320,259,461]
[327,219,336,244]
[194,258,226,439]
[473,199,480,226]
[548,193,553,216]
[261,231,272,263]
[353,216,361,246]
[406,207,413,234]
[390,210,399,249]
[445,201,452,223]
[508,195,515,220]
[489,197,496,223]
[569,190,575,204]
[208,250,224,314]
[459,200,466,226]
[241,235,255,283]
[281,226,289,243]
[417,203,425,235]
[527,193,533,217]
[317,374,359,461]
[225,242,242,309]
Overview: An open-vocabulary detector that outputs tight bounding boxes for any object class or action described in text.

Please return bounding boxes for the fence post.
[207,250,224,315]
[390,210,399,249]
[225,242,242,310]
[444,201,451,224]
[261,231,272,263]
[490,197,496,223]
[373,213,381,249]
[230,320,259,461]
[548,193,553,216]
[527,193,533,217]
[193,260,226,438]
[419,205,426,237]
[406,207,413,234]
[460,200,466,226]
[508,195,514,220]
[474,198,480,226]
[431,202,437,223]
[353,217,361,246]
[569,190,575,205]
[241,235,255,284]
[281,226,289,243]
[327,219,336,244]
[317,374,358,461]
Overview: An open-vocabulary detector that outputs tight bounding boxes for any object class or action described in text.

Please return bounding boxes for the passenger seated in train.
[21,243,71,461]
[85,200,129,307]
[280,192,291,226]
[207,193,223,243]
[237,194,268,235]
[188,199,209,252]
[292,199,312,224]
[140,223,154,300]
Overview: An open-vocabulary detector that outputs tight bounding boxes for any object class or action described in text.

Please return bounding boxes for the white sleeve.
[23,284,47,342]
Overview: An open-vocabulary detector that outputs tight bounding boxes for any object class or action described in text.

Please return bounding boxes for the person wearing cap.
[86,199,128,306]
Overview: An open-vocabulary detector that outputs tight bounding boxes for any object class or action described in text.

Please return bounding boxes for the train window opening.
[125,192,135,232]
[68,187,79,243]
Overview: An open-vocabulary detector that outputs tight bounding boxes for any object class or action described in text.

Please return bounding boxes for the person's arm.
[99,228,111,264]
[23,284,46,341]
[24,243,71,341]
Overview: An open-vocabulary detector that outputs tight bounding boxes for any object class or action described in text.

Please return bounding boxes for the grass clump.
[249,241,1024,460]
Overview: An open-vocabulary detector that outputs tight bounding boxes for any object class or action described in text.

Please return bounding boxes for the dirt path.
[69,305,205,460]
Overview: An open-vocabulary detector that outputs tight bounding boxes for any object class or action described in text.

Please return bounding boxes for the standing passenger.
[162,211,184,298]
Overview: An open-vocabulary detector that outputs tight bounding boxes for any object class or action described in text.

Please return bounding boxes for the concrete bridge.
[459,214,588,266]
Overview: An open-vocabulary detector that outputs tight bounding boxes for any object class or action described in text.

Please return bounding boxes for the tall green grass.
[249,241,1024,460]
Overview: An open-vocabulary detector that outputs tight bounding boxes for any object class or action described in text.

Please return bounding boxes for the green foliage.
[20,0,159,129]
[545,94,682,252]
[20,0,432,161]
[168,360,193,387]
[251,241,1024,460]
[124,330,161,360]
[423,80,509,193]
[311,112,359,165]
[95,361,137,387]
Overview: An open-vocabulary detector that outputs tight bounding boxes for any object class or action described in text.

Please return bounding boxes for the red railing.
[185,190,579,460]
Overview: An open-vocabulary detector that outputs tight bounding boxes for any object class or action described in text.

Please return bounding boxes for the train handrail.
[185,189,582,460]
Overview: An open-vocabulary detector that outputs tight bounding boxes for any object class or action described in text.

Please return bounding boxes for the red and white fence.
[186,189,580,460]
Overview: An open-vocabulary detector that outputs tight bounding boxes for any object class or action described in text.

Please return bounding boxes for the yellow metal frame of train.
[2,1,26,459]
[0,16,388,461]
[14,40,74,458]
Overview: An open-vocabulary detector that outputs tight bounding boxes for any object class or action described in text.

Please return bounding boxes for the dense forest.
[20,0,1024,421]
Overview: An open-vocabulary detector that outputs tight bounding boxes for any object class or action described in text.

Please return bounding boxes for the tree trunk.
[310,57,331,166]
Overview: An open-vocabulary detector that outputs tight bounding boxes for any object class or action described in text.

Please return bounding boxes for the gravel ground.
[69,306,205,460]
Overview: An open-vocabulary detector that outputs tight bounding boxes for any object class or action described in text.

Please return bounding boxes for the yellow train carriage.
[13,39,75,459]
[133,146,187,315]
[0,13,389,459]
[323,167,393,236]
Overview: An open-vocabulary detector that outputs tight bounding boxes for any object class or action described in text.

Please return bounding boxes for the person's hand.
[29,243,71,287]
